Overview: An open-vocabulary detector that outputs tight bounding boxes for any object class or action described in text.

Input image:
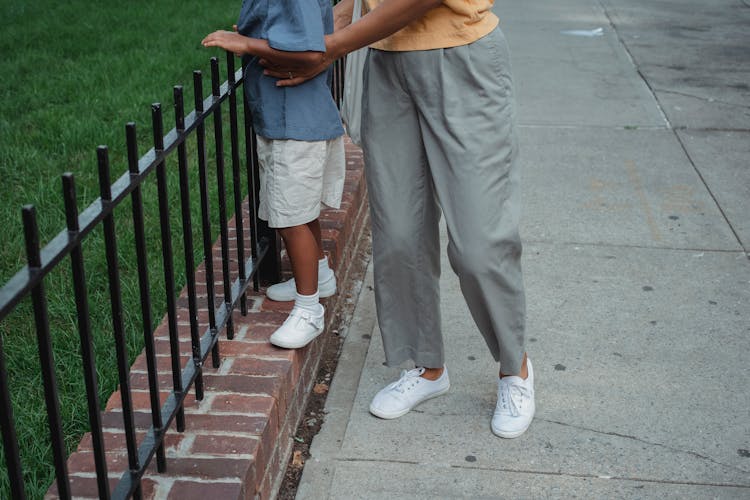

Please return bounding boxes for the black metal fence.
[0,52,345,499]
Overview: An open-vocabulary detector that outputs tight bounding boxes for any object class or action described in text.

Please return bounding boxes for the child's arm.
[201,30,322,68]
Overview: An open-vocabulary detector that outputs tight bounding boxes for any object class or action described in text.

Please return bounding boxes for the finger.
[258,59,293,72]
[259,58,280,70]
[275,76,307,87]
[263,69,291,79]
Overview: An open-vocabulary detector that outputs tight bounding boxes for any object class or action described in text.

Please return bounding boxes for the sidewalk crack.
[540,417,750,475]
[334,458,750,489]
[652,88,750,110]
[448,462,750,489]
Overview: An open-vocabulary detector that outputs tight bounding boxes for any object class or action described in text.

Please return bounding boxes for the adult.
[263,0,534,438]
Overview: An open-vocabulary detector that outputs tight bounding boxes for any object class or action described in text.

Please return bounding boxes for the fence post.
[257,223,281,285]
[0,335,25,500]
[23,205,71,500]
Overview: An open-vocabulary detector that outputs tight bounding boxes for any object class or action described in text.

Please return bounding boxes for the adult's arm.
[201,30,323,68]
[263,0,443,86]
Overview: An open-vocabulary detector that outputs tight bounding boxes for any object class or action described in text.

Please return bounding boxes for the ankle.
[420,366,444,381]
[500,353,528,380]
[294,291,321,315]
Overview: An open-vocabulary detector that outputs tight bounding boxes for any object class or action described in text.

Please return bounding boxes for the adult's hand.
[260,36,335,87]
[203,26,328,84]
[260,0,355,88]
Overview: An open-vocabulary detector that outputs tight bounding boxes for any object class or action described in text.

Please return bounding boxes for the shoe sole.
[269,327,323,349]
[369,384,450,420]
[491,408,535,439]
[266,280,337,302]
[491,423,531,439]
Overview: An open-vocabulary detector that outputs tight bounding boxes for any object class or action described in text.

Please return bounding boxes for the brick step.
[47,139,368,500]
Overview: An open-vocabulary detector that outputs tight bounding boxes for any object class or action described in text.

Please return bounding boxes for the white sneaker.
[491,359,535,438]
[269,306,325,349]
[266,273,337,302]
[369,367,450,419]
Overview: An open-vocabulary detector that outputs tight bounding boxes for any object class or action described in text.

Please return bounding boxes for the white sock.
[318,256,333,281]
[294,291,322,315]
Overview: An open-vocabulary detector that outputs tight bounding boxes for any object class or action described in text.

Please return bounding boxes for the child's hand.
[202,29,248,56]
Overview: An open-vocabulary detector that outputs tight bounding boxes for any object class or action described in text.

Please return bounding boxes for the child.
[202,0,345,349]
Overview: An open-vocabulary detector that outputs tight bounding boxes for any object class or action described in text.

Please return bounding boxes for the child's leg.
[264,220,336,301]
[277,223,319,295]
[306,219,325,261]
[306,218,336,288]
[270,221,325,349]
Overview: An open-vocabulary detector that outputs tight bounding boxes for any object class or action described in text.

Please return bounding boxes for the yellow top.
[363,0,499,51]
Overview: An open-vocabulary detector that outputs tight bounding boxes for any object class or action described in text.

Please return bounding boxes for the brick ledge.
[47,139,368,500]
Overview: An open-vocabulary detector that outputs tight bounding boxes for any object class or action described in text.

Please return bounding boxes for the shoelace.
[389,367,425,394]
[498,380,530,417]
[287,308,320,328]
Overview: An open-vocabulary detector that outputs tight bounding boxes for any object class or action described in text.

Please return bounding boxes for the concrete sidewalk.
[297,0,750,498]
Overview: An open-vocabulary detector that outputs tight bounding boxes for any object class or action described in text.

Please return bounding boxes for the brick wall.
[46,139,368,499]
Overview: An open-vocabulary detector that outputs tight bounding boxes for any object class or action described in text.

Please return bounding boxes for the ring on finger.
[288,71,294,79]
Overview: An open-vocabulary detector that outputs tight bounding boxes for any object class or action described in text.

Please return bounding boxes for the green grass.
[0,1,250,497]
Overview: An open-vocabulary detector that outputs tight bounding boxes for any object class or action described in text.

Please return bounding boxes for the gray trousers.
[361,27,526,375]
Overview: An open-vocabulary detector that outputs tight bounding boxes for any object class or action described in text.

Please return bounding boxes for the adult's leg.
[362,49,444,369]
[402,28,527,375]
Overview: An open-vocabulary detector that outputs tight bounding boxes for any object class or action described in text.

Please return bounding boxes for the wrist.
[325,33,346,61]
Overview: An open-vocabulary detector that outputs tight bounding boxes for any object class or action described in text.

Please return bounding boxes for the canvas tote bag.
[341,0,366,146]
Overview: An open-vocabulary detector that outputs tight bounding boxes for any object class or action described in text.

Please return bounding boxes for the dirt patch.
[276,232,371,499]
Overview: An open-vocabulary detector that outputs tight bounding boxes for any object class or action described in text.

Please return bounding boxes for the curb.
[48,139,368,499]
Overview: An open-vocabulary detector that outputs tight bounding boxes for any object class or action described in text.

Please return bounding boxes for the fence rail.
[0,50,347,499]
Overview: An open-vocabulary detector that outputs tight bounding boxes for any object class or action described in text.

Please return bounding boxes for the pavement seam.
[295,261,376,498]
[538,417,750,475]
[673,126,750,133]
[523,239,745,254]
[597,0,671,129]
[309,263,376,460]
[652,88,750,110]
[670,129,750,257]
[328,457,750,489]
[374,412,750,477]
[598,0,750,258]
[517,123,669,130]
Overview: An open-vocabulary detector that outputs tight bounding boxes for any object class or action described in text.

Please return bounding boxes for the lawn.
[0,1,247,497]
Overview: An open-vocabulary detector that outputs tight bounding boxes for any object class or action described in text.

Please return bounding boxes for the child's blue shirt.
[238,0,344,141]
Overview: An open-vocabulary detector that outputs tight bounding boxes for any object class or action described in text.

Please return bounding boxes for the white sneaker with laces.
[369,367,450,419]
[266,273,337,302]
[491,359,535,438]
[269,306,325,349]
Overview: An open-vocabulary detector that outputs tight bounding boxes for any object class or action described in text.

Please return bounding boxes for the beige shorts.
[256,136,345,228]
